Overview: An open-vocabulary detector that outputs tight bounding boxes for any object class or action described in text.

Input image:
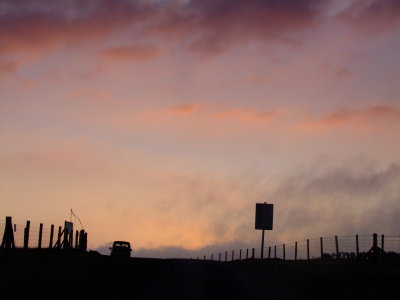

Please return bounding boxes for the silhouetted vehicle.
[109,241,132,257]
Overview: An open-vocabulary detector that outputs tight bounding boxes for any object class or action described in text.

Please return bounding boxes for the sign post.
[255,202,274,259]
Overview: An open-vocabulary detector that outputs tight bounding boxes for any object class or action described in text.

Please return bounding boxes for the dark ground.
[1,250,399,300]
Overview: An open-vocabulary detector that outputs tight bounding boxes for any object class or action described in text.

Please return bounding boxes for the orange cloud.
[301,105,400,129]
[171,105,198,116]
[213,108,275,122]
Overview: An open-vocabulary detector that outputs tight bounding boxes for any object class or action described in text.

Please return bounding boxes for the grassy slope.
[1,250,399,299]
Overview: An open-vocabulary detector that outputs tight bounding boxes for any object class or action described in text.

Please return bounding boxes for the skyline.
[1,0,400,257]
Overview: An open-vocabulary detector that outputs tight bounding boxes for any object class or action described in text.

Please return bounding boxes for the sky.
[1,0,400,258]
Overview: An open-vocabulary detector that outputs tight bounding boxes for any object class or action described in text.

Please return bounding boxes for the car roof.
[113,241,130,245]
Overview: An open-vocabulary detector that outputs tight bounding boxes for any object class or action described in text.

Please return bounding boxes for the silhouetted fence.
[198,234,400,261]
[0,216,87,251]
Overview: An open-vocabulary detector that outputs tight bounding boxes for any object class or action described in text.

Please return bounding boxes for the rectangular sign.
[64,221,73,234]
[255,203,273,230]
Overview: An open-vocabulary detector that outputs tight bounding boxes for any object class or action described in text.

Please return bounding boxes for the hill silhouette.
[1,250,399,299]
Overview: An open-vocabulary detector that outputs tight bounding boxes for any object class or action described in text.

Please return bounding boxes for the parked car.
[109,241,132,257]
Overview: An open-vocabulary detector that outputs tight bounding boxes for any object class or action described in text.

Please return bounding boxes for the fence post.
[283,244,286,260]
[225,251,227,262]
[24,221,30,249]
[320,237,324,259]
[335,235,339,258]
[49,225,54,248]
[246,249,249,259]
[204,255,206,260]
[219,253,221,261]
[211,254,214,261]
[232,250,234,261]
[307,239,310,260]
[57,226,62,248]
[381,234,385,252]
[239,249,242,260]
[75,230,79,248]
[295,242,298,261]
[251,248,255,259]
[268,246,271,259]
[38,223,43,249]
[1,216,15,249]
[69,223,74,248]
[274,246,276,259]
[356,235,359,256]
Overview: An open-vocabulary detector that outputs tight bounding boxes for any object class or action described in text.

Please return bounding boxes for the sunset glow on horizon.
[1,0,400,257]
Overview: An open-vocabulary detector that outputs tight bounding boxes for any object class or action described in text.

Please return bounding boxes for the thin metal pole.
[261,229,265,259]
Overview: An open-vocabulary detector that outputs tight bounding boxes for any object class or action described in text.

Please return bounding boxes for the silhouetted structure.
[1,216,15,250]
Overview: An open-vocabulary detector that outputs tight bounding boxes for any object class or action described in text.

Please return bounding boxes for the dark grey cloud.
[0,0,328,56]
[338,0,400,34]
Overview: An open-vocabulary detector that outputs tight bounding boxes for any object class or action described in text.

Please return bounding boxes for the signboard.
[255,203,273,230]
[64,221,73,234]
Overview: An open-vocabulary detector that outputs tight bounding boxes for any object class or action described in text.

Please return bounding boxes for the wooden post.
[283,244,286,260]
[75,230,79,248]
[1,216,15,249]
[69,223,74,248]
[24,221,30,249]
[251,248,255,259]
[373,233,378,248]
[219,253,221,262]
[356,234,359,256]
[231,250,234,261]
[38,223,43,249]
[204,255,206,260]
[295,242,298,261]
[274,245,276,259]
[246,249,249,259]
[381,234,385,252]
[49,225,54,248]
[320,237,324,259]
[335,235,339,258]
[211,254,214,260]
[57,226,62,248]
[307,239,310,260]
[225,251,227,262]
[239,249,242,260]
[83,232,88,251]
[268,246,271,259]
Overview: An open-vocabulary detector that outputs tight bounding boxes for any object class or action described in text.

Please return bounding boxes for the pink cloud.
[100,45,163,62]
